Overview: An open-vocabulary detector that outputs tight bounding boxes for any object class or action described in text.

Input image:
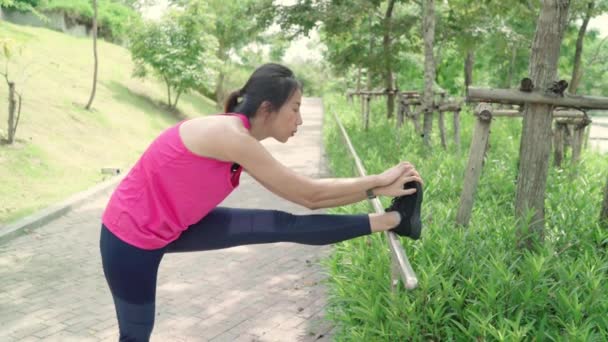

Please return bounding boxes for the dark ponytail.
[224,88,245,113]
[224,63,302,119]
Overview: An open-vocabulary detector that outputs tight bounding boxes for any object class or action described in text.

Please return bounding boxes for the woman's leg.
[100,224,165,341]
[166,207,389,253]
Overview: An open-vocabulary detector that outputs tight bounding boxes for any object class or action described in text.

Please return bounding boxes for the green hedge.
[322,94,608,340]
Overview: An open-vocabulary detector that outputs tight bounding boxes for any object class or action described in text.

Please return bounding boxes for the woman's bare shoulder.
[179,115,248,161]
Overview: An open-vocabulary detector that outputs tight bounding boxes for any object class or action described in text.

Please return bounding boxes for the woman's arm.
[223,132,382,210]
[248,172,377,210]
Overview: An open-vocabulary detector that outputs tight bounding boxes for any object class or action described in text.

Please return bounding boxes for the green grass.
[322,95,608,340]
[0,22,218,224]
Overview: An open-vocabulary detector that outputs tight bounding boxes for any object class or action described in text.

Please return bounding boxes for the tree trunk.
[85,0,98,110]
[165,78,172,108]
[356,66,362,92]
[7,81,16,144]
[215,71,225,109]
[383,0,396,118]
[422,0,436,148]
[174,90,183,110]
[464,49,474,91]
[215,46,227,109]
[569,1,594,94]
[515,0,570,249]
[506,47,517,88]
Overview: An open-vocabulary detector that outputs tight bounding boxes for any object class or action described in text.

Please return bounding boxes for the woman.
[100,63,423,341]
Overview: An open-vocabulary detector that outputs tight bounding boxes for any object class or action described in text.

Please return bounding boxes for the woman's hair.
[224,63,302,118]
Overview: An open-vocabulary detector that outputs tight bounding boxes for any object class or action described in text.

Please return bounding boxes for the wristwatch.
[366,189,376,199]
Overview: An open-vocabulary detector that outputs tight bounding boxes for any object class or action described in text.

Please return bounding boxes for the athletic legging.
[99,206,371,341]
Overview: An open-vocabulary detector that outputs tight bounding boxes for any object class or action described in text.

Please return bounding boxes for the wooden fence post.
[583,124,591,150]
[397,94,404,128]
[453,109,461,149]
[553,121,566,167]
[571,125,584,165]
[439,110,447,149]
[364,95,371,131]
[360,95,365,121]
[571,118,591,165]
[456,103,493,226]
[601,174,608,228]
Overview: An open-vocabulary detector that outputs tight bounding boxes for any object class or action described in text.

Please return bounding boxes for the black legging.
[99,206,371,341]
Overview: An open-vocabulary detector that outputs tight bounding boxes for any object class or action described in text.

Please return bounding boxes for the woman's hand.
[374,162,423,197]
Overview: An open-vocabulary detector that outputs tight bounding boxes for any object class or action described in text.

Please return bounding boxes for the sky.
[588,13,608,37]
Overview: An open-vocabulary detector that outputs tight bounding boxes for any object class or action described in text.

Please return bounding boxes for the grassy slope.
[0,22,218,224]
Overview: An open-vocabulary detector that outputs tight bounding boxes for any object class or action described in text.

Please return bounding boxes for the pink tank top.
[102,113,250,250]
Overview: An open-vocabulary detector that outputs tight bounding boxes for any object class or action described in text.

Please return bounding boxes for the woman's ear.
[258,101,275,121]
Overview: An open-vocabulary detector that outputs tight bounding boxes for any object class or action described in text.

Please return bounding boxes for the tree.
[170,0,274,107]
[0,39,31,144]
[515,0,570,249]
[382,0,397,118]
[85,0,98,110]
[279,0,418,118]
[568,0,608,94]
[129,1,220,110]
[421,0,436,148]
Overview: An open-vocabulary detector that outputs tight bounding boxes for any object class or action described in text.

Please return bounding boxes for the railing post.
[439,110,447,149]
[571,118,591,165]
[453,109,461,150]
[360,94,365,121]
[364,95,371,131]
[553,121,566,167]
[397,94,405,128]
[456,103,493,226]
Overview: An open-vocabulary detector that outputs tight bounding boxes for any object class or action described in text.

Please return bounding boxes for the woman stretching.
[99,63,423,341]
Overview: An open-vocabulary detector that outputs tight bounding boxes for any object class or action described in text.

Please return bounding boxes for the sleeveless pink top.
[102,113,250,250]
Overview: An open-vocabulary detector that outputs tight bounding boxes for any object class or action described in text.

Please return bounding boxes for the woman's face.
[271,88,303,143]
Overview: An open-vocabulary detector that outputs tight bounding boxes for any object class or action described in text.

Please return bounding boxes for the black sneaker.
[385,181,423,240]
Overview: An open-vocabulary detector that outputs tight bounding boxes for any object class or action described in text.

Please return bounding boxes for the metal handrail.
[331,111,419,290]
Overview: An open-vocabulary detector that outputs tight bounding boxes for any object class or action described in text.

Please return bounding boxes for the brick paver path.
[0,98,339,341]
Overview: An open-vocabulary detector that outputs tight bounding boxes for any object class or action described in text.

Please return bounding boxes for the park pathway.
[0,97,339,341]
[589,116,608,154]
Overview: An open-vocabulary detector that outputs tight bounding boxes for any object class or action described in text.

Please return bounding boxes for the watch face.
[367,189,375,199]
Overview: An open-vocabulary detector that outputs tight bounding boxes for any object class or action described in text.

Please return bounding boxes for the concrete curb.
[0,174,125,243]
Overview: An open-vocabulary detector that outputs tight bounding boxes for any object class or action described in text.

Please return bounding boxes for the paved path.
[0,98,338,341]
[589,116,608,154]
